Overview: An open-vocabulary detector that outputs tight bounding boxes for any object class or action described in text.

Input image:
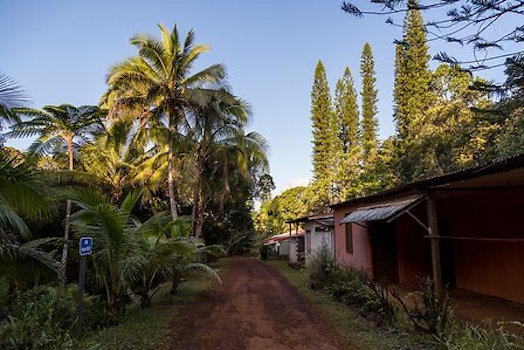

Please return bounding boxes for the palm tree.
[0,72,25,125]
[8,104,105,282]
[0,153,49,238]
[0,153,58,292]
[188,98,269,238]
[130,214,222,306]
[105,23,231,221]
[82,119,161,203]
[65,189,221,319]
[65,189,145,323]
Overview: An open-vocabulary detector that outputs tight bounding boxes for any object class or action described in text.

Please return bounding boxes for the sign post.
[76,237,93,336]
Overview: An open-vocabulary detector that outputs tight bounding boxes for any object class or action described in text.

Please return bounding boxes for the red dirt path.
[162,257,345,350]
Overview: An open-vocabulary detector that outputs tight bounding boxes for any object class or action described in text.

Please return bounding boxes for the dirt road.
[163,257,344,350]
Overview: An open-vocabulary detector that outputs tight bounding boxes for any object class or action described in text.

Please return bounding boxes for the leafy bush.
[308,244,338,290]
[391,278,452,337]
[0,286,77,349]
[308,246,397,324]
[0,284,106,349]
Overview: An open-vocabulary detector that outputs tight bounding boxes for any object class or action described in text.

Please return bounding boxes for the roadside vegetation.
[0,23,267,349]
[83,258,227,349]
[269,247,524,349]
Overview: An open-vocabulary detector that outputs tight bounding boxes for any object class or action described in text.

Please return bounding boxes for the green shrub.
[0,285,106,349]
[308,247,397,324]
[308,244,338,290]
[392,278,452,337]
[308,249,524,347]
[0,286,77,349]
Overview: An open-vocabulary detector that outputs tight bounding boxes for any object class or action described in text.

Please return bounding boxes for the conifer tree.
[360,43,378,163]
[398,0,432,139]
[335,67,359,153]
[393,43,408,139]
[393,0,434,182]
[310,60,335,206]
[334,67,360,199]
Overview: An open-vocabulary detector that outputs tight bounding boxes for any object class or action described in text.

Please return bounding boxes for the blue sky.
[0,1,511,194]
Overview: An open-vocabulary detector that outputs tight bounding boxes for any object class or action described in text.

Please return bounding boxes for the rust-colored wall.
[438,190,524,304]
[395,205,432,284]
[333,188,524,304]
[333,206,373,277]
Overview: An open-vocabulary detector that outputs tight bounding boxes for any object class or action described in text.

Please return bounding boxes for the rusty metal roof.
[340,196,422,224]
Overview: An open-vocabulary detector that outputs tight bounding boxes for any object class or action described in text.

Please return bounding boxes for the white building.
[287,214,335,266]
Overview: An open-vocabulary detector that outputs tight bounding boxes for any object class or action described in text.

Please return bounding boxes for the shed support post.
[426,193,443,297]
[295,224,298,262]
[289,222,292,238]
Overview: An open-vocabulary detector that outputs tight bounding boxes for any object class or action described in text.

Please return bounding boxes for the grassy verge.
[81,259,228,350]
[266,260,429,350]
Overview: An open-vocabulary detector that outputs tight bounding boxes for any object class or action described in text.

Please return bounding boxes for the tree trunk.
[170,272,181,295]
[191,155,204,238]
[60,138,74,284]
[192,194,204,239]
[106,296,116,325]
[167,114,179,221]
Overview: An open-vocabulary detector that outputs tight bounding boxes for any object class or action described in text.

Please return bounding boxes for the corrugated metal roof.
[341,196,422,224]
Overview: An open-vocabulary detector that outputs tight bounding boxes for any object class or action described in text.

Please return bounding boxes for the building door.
[370,222,399,283]
[439,221,456,287]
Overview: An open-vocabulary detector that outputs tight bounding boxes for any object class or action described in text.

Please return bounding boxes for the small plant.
[391,278,452,338]
[308,244,338,290]
[365,278,397,323]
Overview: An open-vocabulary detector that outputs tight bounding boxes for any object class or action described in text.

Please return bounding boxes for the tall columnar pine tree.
[393,43,408,138]
[393,0,434,182]
[310,60,336,207]
[360,43,379,164]
[334,67,361,199]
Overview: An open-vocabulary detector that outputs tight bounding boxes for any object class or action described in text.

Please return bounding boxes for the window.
[345,223,353,253]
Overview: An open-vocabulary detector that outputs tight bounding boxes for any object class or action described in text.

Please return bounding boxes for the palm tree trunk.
[192,155,204,238]
[194,202,204,239]
[60,137,74,284]
[167,139,179,220]
[167,112,179,220]
[191,187,204,238]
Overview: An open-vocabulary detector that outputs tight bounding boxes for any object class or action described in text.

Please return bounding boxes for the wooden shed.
[331,154,524,304]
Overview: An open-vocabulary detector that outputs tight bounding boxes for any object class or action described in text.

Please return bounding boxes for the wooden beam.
[434,185,524,192]
[426,193,443,297]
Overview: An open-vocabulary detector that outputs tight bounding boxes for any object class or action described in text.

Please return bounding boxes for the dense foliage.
[0,23,267,347]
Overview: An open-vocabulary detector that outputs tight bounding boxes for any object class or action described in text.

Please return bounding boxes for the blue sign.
[79,237,93,256]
